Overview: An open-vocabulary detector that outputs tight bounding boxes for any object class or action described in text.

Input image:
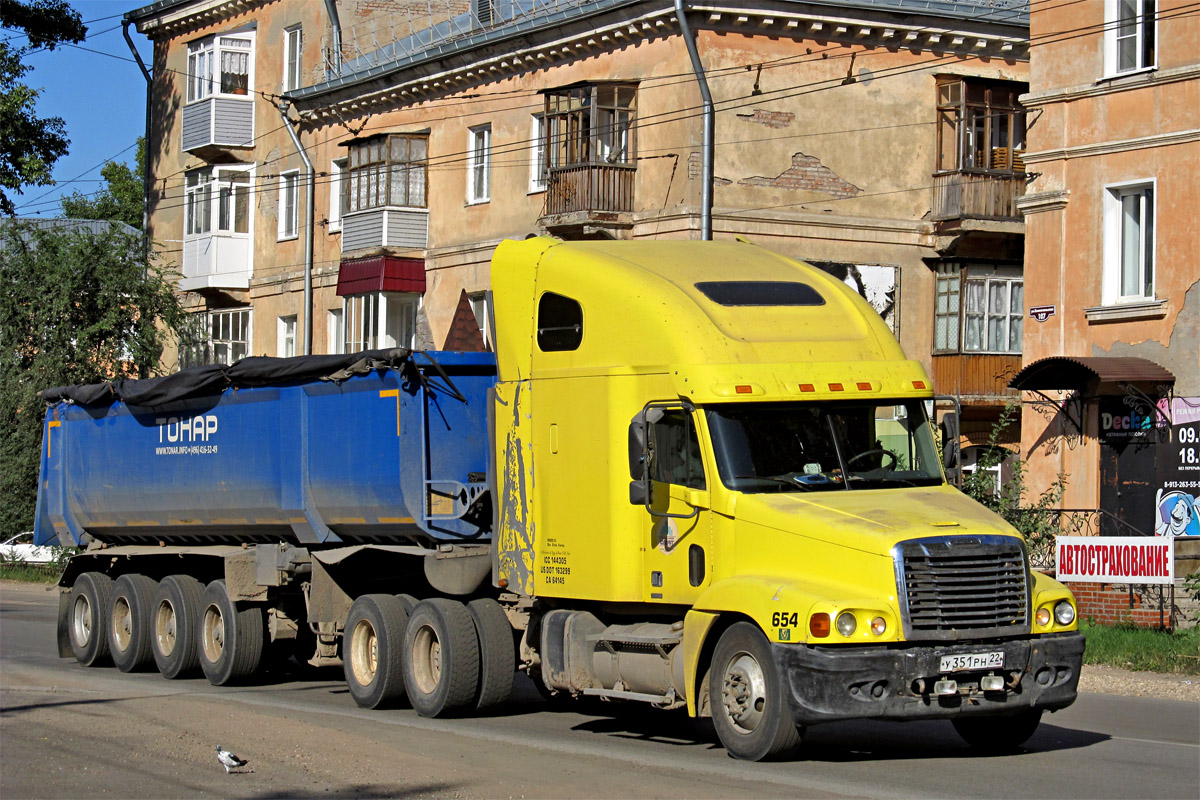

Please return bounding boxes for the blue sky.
[6,1,151,219]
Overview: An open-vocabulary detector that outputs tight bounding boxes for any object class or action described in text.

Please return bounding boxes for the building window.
[1107,0,1156,75]
[185,168,212,236]
[1104,181,1155,304]
[182,308,251,367]
[283,26,303,92]
[933,263,1022,355]
[216,170,250,233]
[329,158,346,231]
[328,307,344,354]
[186,33,253,102]
[277,315,297,358]
[279,170,299,240]
[467,124,491,204]
[469,292,489,348]
[529,114,546,193]
[343,292,419,351]
[346,134,427,212]
[545,83,636,169]
[936,78,1027,173]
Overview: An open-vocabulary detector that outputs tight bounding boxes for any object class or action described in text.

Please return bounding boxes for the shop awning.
[336,255,425,296]
[1008,356,1175,391]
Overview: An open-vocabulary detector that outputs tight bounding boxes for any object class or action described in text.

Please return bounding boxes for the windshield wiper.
[732,474,816,491]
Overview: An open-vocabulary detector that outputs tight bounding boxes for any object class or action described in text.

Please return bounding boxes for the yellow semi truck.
[40,236,1082,762]
[489,237,1082,760]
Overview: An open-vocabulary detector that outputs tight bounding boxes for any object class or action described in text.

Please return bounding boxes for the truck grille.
[894,536,1030,641]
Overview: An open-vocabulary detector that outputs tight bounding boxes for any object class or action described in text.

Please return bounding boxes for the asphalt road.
[2,580,1197,799]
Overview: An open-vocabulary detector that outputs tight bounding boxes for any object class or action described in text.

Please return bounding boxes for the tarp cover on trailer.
[40,348,412,411]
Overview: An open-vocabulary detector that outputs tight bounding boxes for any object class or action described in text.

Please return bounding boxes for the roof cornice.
[293,1,1028,123]
[128,0,264,39]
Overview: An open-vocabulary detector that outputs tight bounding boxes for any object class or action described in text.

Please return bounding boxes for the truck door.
[634,404,713,603]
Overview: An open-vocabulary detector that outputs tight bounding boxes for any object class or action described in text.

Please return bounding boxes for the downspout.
[322,0,343,77]
[280,100,315,355]
[674,0,713,240]
[122,20,152,256]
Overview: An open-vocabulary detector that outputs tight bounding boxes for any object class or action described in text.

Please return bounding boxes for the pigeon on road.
[216,745,248,773]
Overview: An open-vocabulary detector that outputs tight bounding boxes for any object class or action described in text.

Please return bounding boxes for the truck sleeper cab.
[491,237,1083,761]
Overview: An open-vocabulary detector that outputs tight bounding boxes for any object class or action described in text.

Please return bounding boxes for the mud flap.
[56,587,72,658]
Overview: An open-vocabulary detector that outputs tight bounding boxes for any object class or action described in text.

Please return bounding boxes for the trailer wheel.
[344,594,410,709]
[198,580,265,686]
[952,709,1043,751]
[403,598,480,717]
[151,575,204,679]
[109,574,158,673]
[468,598,515,712]
[69,572,113,667]
[710,622,802,761]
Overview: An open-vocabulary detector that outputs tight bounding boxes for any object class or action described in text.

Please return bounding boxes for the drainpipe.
[280,100,315,356]
[322,0,343,77]
[122,20,152,256]
[674,0,713,240]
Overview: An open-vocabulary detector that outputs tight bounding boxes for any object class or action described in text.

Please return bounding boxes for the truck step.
[580,687,678,707]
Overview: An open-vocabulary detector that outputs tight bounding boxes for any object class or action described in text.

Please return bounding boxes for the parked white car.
[0,532,63,565]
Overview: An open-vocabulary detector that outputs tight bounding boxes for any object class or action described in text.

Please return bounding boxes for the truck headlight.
[1054,600,1076,626]
[1036,606,1051,627]
[836,611,857,637]
[870,616,887,636]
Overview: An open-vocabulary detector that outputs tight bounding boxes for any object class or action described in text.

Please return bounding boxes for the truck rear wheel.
[69,572,113,667]
[344,594,410,709]
[198,580,265,686]
[468,598,515,712]
[109,574,157,673]
[710,622,802,761]
[403,598,480,717]
[151,575,204,679]
[952,709,1043,750]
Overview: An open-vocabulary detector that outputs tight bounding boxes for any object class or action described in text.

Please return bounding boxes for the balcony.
[540,164,635,236]
[932,170,1027,222]
[341,207,428,255]
[181,233,251,291]
[931,353,1022,403]
[181,96,254,153]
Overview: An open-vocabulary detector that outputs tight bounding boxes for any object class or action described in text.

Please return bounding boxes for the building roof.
[288,0,1029,103]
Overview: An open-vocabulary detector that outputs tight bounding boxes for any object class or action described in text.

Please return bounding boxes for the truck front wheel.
[344,594,410,709]
[710,622,802,761]
[151,575,205,679]
[108,574,157,673]
[198,580,265,686]
[952,709,1043,751]
[69,572,113,667]
[404,598,480,717]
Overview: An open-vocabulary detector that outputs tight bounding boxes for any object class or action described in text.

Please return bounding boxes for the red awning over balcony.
[336,255,425,296]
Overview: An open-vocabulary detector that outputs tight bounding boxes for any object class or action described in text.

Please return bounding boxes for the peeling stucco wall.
[1095,280,1200,396]
[738,153,862,199]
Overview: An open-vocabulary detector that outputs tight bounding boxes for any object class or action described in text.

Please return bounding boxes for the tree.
[61,137,145,229]
[0,220,192,539]
[0,0,86,214]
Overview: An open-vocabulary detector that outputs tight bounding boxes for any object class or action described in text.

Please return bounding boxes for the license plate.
[939,652,1004,673]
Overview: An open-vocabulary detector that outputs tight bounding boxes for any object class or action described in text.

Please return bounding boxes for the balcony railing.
[544,163,635,217]
[341,207,428,253]
[932,170,1027,222]
[931,353,1021,400]
[181,96,254,152]
[181,233,251,291]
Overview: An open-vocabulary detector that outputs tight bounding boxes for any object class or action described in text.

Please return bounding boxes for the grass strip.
[1081,619,1200,674]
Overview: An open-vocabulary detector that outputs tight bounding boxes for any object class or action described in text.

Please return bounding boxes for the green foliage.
[1183,571,1200,625]
[0,0,87,213]
[0,220,191,539]
[1080,619,1200,674]
[958,402,1067,566]
[60,138,145,229]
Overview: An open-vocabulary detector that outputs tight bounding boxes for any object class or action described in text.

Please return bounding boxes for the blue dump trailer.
[37,350,496,549]
[36,349,512,707]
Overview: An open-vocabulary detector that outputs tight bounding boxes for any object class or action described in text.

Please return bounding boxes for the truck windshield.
[705,400,943,493]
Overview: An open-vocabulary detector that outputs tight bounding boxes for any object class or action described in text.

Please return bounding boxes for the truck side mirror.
[940,412,959,469]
